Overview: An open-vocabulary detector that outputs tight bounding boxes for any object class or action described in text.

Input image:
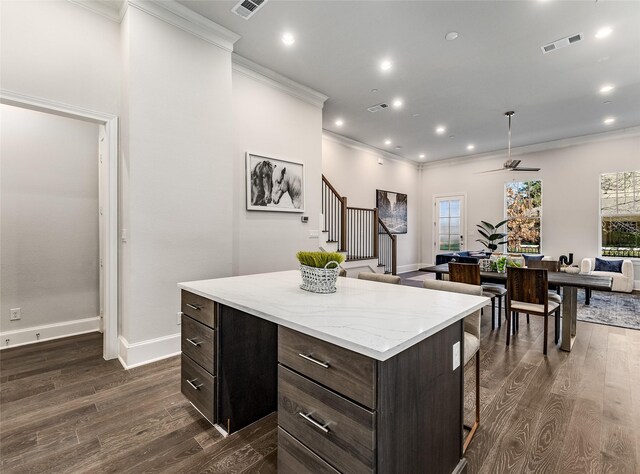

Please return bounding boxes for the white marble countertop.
[178,270,489,361]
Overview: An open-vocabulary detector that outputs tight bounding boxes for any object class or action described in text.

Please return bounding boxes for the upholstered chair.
[422,279,481,453]
[581,258,634,294]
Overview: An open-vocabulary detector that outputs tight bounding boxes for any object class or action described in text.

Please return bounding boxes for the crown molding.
[68,0,125,22]
[420,125,640,170]
[322,130,418,168]
[125,0,240,51]
[232,54,328,109]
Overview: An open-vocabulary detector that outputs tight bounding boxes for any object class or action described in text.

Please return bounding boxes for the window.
[600,171,640,258]
[505,180,542,254]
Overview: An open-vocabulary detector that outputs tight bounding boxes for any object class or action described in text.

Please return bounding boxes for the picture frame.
[376,189,408,234]
[246,153,305,212]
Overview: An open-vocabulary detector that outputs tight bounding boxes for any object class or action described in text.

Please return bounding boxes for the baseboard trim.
[0,317,101,350]
[397,263,421,274]
[118,333,180,369]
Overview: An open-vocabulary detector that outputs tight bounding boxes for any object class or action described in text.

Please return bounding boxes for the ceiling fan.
[479,111,541,173]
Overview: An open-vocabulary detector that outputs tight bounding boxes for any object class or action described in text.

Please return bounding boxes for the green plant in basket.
[296,251,345,269]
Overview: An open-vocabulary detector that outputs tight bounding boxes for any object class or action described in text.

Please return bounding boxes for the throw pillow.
[523,254,544,263]
[594,258,623,273]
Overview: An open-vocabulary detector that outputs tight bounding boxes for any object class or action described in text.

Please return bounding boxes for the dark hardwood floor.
[1,311,638,473]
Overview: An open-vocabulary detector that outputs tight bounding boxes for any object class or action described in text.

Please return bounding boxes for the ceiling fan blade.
[508,159,521,168]
[512,167,541,171]
[475,168,506,174]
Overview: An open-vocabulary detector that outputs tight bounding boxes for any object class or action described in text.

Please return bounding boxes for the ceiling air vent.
[232,0,268,20]
[367,103,389,113]
[541,33,583,54]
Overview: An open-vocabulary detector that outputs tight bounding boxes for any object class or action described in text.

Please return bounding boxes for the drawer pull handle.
[186,303,201,311]
[186,338,201,347]
[298,353,330,369]
[186,378,203,390]
[299,412,330,434]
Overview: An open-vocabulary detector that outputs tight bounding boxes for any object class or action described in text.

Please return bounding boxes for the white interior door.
[434,195,466,261]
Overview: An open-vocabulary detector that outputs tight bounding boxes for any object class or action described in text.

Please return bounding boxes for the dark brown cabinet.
[180,291,466,473]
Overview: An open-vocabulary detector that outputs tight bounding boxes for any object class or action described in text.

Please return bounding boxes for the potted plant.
[296,251,345,294]
[476,220,508,253]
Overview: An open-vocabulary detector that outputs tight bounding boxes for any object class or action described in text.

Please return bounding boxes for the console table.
[178,270,488,474]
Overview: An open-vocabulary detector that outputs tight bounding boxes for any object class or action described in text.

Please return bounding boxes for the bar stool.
[357,272,401,284]
[423,279,481,453]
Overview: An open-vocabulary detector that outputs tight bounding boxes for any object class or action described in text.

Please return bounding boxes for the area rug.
[576,289,640,331]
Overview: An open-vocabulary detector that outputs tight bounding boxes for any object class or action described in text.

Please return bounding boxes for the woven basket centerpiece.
[300,261,340,294]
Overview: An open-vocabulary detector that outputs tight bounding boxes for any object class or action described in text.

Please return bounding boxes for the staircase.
[321,175,397,275]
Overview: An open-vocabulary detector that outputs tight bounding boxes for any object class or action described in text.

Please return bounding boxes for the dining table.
[419,263,613,352]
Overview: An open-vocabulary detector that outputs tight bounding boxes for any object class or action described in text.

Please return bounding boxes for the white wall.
[119,6,235,351]
[231,69,324,275]
[0,0,120,115]
[420,133,640,285]
[322,135,421,272]
[1,105,99,332]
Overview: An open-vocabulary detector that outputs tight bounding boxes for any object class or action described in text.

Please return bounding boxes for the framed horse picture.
[246,153,305,212]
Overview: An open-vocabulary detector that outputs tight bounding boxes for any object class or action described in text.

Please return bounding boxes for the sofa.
[581,257,634,293]
[435,251,491,265]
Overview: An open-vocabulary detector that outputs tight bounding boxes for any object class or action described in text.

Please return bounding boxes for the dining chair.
[357,272,401,284]
[524,260,563,341]
[422,279,481,453]
[449,262,506,330]
[505,267,561,355]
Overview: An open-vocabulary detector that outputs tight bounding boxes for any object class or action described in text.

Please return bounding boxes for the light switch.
[452,341,461,370]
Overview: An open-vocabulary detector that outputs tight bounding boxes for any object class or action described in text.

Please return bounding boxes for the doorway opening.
[0,92,118,360]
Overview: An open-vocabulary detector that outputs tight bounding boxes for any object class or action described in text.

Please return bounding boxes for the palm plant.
[476,220,508,252]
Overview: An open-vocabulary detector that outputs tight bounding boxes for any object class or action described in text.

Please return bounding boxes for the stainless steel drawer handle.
[186,378,204,390]
[186,338,200,347]
[186,303,201,311]
[299,412,330,434]
[298,353,330,369]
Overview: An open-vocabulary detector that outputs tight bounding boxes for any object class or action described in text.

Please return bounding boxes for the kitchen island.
[178,270,488,474]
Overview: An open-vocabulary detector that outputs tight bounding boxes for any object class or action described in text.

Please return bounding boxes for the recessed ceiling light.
[435,126,446,135]
[371,89,379,93]
[599,84,615,94]
[380,59,392,71]
[395,146,403,150]
[281,32,295,46]
[335,119,344,127]
[603,117,616,125]
[419,154,426,159]
[595,26,612,39]
[466,144,475,151]
[603,100,612,105]
[445,31,459,41]
[392,98,403,108]
[384,139,392,145]
[412,113,421,117]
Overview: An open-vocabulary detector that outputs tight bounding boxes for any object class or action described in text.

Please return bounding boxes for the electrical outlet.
[176,312,182,325]
[452,341,461,370]
[10,308,21,321]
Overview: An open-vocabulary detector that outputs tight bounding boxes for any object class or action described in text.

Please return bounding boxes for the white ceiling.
[177,1,640,163]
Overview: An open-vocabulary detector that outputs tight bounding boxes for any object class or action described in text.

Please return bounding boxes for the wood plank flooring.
[1,311,639,473]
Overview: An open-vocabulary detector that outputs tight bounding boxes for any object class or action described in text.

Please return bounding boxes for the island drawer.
[181,290,216,328]
[181,314,215,373]
[278,427,340,474]
[278,365,375,474]
[278,327,377,409]
[181,354,215,424]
